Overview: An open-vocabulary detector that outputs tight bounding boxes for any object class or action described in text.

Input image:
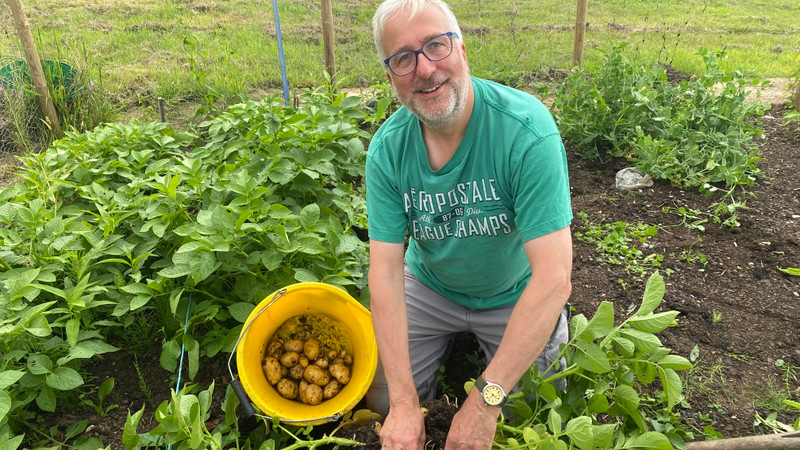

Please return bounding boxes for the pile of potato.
[262,337,353,405]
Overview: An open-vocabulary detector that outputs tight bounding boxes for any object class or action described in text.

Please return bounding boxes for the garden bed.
[45,102,800,449]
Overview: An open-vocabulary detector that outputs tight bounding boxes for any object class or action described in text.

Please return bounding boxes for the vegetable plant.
[0,88,373,446]
[492,271,693,449]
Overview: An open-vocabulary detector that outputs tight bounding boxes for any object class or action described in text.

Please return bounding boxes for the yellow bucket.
[233,282,377,425]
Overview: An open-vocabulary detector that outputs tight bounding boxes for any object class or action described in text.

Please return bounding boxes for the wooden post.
[685,431,800,450]
[5,0,62,137]
[793,80,800,112]
[572,0,588,68]
[320,0,336,87]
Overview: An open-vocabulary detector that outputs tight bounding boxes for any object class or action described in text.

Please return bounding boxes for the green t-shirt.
[366,77,572,309]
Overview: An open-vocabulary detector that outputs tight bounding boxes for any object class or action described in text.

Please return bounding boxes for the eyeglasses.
[383,32,460,77]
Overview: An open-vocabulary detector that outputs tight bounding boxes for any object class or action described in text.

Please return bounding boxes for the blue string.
[272,0,291,105]
[167,292,193,450]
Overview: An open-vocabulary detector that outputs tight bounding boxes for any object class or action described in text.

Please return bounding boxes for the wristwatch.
[474,375,508,407]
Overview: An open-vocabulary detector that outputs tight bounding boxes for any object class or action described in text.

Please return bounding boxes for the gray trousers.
[366,265,569,416]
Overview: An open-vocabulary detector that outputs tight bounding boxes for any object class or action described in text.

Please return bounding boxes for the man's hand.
[380,404,426,450]
[444,392,501,450]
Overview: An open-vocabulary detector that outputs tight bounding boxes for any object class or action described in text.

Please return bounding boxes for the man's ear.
[386,71,394,88]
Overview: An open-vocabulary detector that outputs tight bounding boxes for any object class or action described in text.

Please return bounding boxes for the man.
[364,0,573,448]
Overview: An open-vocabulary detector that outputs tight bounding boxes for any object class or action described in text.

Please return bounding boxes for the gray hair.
[372,0,463,66]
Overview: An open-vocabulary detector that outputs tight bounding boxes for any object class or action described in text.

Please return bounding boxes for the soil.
[20,96,800,448]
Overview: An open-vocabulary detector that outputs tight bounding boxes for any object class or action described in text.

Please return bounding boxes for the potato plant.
[0,87,373,446]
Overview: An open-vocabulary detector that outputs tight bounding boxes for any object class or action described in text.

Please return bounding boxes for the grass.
[0,0,798,128]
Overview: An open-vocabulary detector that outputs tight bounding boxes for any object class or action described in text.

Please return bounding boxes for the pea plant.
[493,271,693,449]
[552,44,768,228]
[0,88,374,446]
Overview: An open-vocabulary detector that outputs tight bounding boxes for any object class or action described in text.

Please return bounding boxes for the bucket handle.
[226,288,343,424]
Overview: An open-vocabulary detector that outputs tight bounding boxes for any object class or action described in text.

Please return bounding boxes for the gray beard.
[397,74,469,130]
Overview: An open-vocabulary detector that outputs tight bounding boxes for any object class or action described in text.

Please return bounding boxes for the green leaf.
[657,354,692,370]
[522,427,540,445]
[161,339,181,372]
[185,333,200,380]
[189,250,217,284]
[778,267,800,276]
[623,431,673,450]
[592,424,616,447]
[657,367,682,410]
[99,378,115,400]
[28,354,54,375]
[579,301,614,341]
[0,391,11,422]
[0,370,25,389]
[65,419,89,440]
[547,408,562,435]
[570,314,589,339]
[637,271,665,316]
[573,339,612,373]
[620,329,662,353]
[46,366,84,390]
[588,393,610,413]
[294,268,319,283]
[123,406,145,449]
[228,302,256,323]
[25,315,52,337]
[158,263,193,279]
[613,336,635,357]
[36,386,56,412]
[299,203,321,229]
[565,416,593,450]
[628,311,679,333]
[66,318,80,347]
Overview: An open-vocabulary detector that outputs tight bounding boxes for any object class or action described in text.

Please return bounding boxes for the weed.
[711,311,723,324]
[79,378,119,417]
[574,211,663,277]
[134,359,154,406]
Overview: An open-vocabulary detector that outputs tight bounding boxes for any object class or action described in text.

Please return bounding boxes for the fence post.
[321,0,336,88]
[5,0,62,137]
[794,80,800,112]
[572,0,588,68]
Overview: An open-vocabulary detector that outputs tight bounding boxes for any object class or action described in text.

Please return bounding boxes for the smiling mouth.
[417,83,444,95]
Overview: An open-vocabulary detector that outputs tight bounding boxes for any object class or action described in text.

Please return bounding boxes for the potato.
[288,363,305,380]
[303,364,331,386]
[262,357,282,385]
[329,362,351,385]
[267,340,283,358]
[284,339,304,353]
[323,380,340,399]
[343,353,353,365]
[314,358,329,370]
[327,350,338,360]
[298,380,310,403]
[280,351,300,368]
[276,378,299,399]
[299,356,309,368]
[305,383,323,405]
[303,338,320,360]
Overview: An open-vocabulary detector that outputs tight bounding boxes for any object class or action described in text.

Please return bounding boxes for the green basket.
[0,57,82,100]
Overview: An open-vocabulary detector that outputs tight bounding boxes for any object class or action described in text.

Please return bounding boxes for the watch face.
[483,385,505,405]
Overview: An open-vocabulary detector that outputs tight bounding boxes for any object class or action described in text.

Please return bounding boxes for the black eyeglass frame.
[383,31,461,77]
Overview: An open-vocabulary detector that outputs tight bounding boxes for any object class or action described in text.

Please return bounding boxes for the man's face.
[381,4,470,129]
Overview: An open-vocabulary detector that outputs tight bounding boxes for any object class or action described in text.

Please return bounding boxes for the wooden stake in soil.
[321,0,337,88]
[793,80,800,112]
[685,431,800,450]
[5,0,62,137]
[572,0,588,68]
